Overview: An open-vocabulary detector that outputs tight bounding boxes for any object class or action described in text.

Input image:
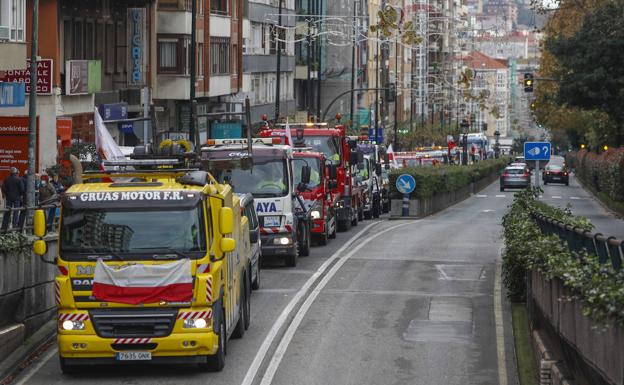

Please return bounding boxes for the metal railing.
[0,200,60,235]
[532,212,623,270]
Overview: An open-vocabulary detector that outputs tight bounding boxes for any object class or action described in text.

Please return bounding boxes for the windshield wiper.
[84,250,123,261]
[152,250,195,260]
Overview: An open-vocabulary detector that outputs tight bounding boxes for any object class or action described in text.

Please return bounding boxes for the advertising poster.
[0,116,39,181]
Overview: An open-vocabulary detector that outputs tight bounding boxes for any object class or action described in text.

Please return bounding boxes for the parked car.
[500,166,531,191]
[542,164,569,186]
[238,193,262,290]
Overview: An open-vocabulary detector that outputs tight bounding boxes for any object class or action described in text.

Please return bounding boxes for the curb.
[0,320,56,385]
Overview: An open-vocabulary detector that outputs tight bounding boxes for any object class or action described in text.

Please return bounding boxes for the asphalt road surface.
[9,180,519,385]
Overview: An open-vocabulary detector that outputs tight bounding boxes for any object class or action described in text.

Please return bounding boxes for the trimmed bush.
[502,188,624,325]
[389,157,509,199]
[566,148,624,202]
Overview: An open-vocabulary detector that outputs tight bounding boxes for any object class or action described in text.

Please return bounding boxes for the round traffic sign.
[396,174,416,194]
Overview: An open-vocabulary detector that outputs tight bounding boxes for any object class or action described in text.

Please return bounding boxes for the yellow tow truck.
[32,154,251,373]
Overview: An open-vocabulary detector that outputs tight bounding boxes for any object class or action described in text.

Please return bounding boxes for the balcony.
[210,15,231,38]
[157,10,192,35]
[209,75,231,97]
[155,75,191,100]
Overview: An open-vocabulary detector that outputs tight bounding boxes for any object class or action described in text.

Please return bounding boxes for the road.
[9,180,518,385]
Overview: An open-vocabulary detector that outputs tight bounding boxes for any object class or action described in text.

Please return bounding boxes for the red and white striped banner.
[54,282,60,305]
[206,276,213,302]
[58,313,89,322]
[260,225,293,235]
[114,337,153,344]
[177,309,213,320]
[196,263,210,274]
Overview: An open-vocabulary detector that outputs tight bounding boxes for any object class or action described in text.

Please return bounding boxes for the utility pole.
[350,0,357,128]
[316,0,322,120]
[375,28,380,140]
[189,0,197,143]
[275,0,283,121]
[26,0,39,208]
[393,39,399,151]
[306,7,312,118]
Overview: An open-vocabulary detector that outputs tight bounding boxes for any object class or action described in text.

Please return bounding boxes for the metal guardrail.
[532,212,624,270]
[0,200,60,235]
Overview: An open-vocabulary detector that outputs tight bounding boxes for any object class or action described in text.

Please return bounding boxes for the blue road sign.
[524,142,551,161]
[396,174,416,194]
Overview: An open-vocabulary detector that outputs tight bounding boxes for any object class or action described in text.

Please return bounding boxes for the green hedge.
[502,188,624,325]
[388,157,509,199]
[566,149,624,203]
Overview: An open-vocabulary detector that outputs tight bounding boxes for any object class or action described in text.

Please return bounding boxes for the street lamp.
[494,130,500,159]
[460,119,469,165]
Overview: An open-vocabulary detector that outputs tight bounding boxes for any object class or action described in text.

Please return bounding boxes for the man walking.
[1,167,25,230]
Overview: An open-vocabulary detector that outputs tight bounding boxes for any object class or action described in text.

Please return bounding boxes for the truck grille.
[90,309,177,338]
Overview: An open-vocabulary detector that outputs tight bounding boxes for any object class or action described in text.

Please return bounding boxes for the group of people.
[1,167,64,230]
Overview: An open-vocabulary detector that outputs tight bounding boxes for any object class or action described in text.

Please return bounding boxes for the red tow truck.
[259,120,365,232]
[292,147,338,245]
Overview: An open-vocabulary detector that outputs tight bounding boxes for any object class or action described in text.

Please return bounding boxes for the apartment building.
[243,0,295,125]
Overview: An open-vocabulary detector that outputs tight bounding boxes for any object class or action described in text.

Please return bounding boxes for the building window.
[197,43,204,77]
[105,22,115,73]
[0,0,25,42]
[210,37,230,75]
[73,19,84,60]
[269,26,285,55]
[158,35,190,75]
[85,20,95,59]
[211,0,227,15]
[232,44,238,75]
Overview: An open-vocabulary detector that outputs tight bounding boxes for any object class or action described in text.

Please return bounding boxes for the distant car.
[238,193,261,290]
[542,164,569,186]
[500,166,531,191]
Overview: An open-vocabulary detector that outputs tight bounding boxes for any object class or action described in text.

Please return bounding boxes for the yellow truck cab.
[33,157,251,373]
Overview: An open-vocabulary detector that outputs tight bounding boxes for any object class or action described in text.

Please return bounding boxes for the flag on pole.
[386,144,399,168]
[92,259,193,305]
[94,107,125,160]
[285,117,293,146]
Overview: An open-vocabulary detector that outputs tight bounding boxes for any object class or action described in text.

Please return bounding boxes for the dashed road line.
[570,196,583,200]
[495,253,508,385]
[495,194,506,198]
[476,194,488,198]
[552,196,561,199]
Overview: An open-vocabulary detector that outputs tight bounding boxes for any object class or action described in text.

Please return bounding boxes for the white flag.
[94,107,125,160]
[285,117,294,147]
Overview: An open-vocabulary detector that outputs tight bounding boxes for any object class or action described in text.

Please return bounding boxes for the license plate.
[116,352,152,361]
[264,215,280,227]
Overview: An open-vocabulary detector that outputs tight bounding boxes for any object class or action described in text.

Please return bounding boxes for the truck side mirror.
[327,164,337,180]
[33,209,46,238]
[219,207,234,234]
[375,163,382,176]
[301,165,311,185]
[349,150,358,165]
[220,238,236,253]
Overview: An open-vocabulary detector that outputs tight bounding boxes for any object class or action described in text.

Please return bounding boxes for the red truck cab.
[293,150,337,245]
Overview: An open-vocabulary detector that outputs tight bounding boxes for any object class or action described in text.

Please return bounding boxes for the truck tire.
[317,226,329,245]
[232,282,246,339]
[337,219,350,232]
[252,260,261,290]
[364,209,372,220]
[299,224,311,257]
[285,244,298,267]
[200,307,225,372]
[59,357,78,374]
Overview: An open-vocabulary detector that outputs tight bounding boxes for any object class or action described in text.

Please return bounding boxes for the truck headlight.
[275,237,291,245]
[61,320,85,331]
[311,210,321,219]
[183,318,208,329]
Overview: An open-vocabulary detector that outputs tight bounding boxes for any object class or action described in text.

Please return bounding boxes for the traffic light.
[524,73,534,93]
[580,144,586,149]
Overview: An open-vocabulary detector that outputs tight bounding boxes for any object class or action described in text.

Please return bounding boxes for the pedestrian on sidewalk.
[1,167,25,230]
[38,177,58,231]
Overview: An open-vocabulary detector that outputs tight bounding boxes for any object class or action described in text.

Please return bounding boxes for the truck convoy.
[32,152,252,373]
[28,118,387,374]
[201,138,312,267]
[259,121,365,232]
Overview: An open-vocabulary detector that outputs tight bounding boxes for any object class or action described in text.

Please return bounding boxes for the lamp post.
[460,119,469,165]
[494,130,500,159]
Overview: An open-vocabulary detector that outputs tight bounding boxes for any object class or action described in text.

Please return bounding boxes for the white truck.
[201,139,312,267]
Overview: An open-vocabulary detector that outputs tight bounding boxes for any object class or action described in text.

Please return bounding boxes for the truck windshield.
[60,206,207,259]
[215,158,289,198]
[293,158,321,188]
[303,136,341,165]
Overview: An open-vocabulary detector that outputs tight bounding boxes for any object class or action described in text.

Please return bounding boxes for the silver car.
[500,166,531,191]
[238,193,261,290]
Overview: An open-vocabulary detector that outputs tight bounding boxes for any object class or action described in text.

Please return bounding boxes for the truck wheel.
[337,218,351,232]
[364,209,372,220]
[252,260,261,290]
[299,224,311,257]
[59,357,78,375]
[232,282,246,339]
[200,308,225,372]
[317,228,329,245]
[285,244,298,267]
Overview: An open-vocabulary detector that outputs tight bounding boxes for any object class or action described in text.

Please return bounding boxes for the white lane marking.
[258,223,411,385]
[476,194,487,198]
[481,209,495,213]
[552,196,561,199]
[496,194,506,198]
[570,196,582,200]
[241,221,381,385]
[13,347,58,385]
[494,254,508,385]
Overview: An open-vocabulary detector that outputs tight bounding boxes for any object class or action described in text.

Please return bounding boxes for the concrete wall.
[0,237,57,363]
[390,172,499,218]
[530,270,624,385]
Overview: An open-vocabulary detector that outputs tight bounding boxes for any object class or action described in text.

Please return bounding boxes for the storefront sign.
[65,60,102,95]
[0,59,53,95]
[127,8,146,87]
[0,116,39,180]
[0,82,26,107]
[99,102,128,121]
